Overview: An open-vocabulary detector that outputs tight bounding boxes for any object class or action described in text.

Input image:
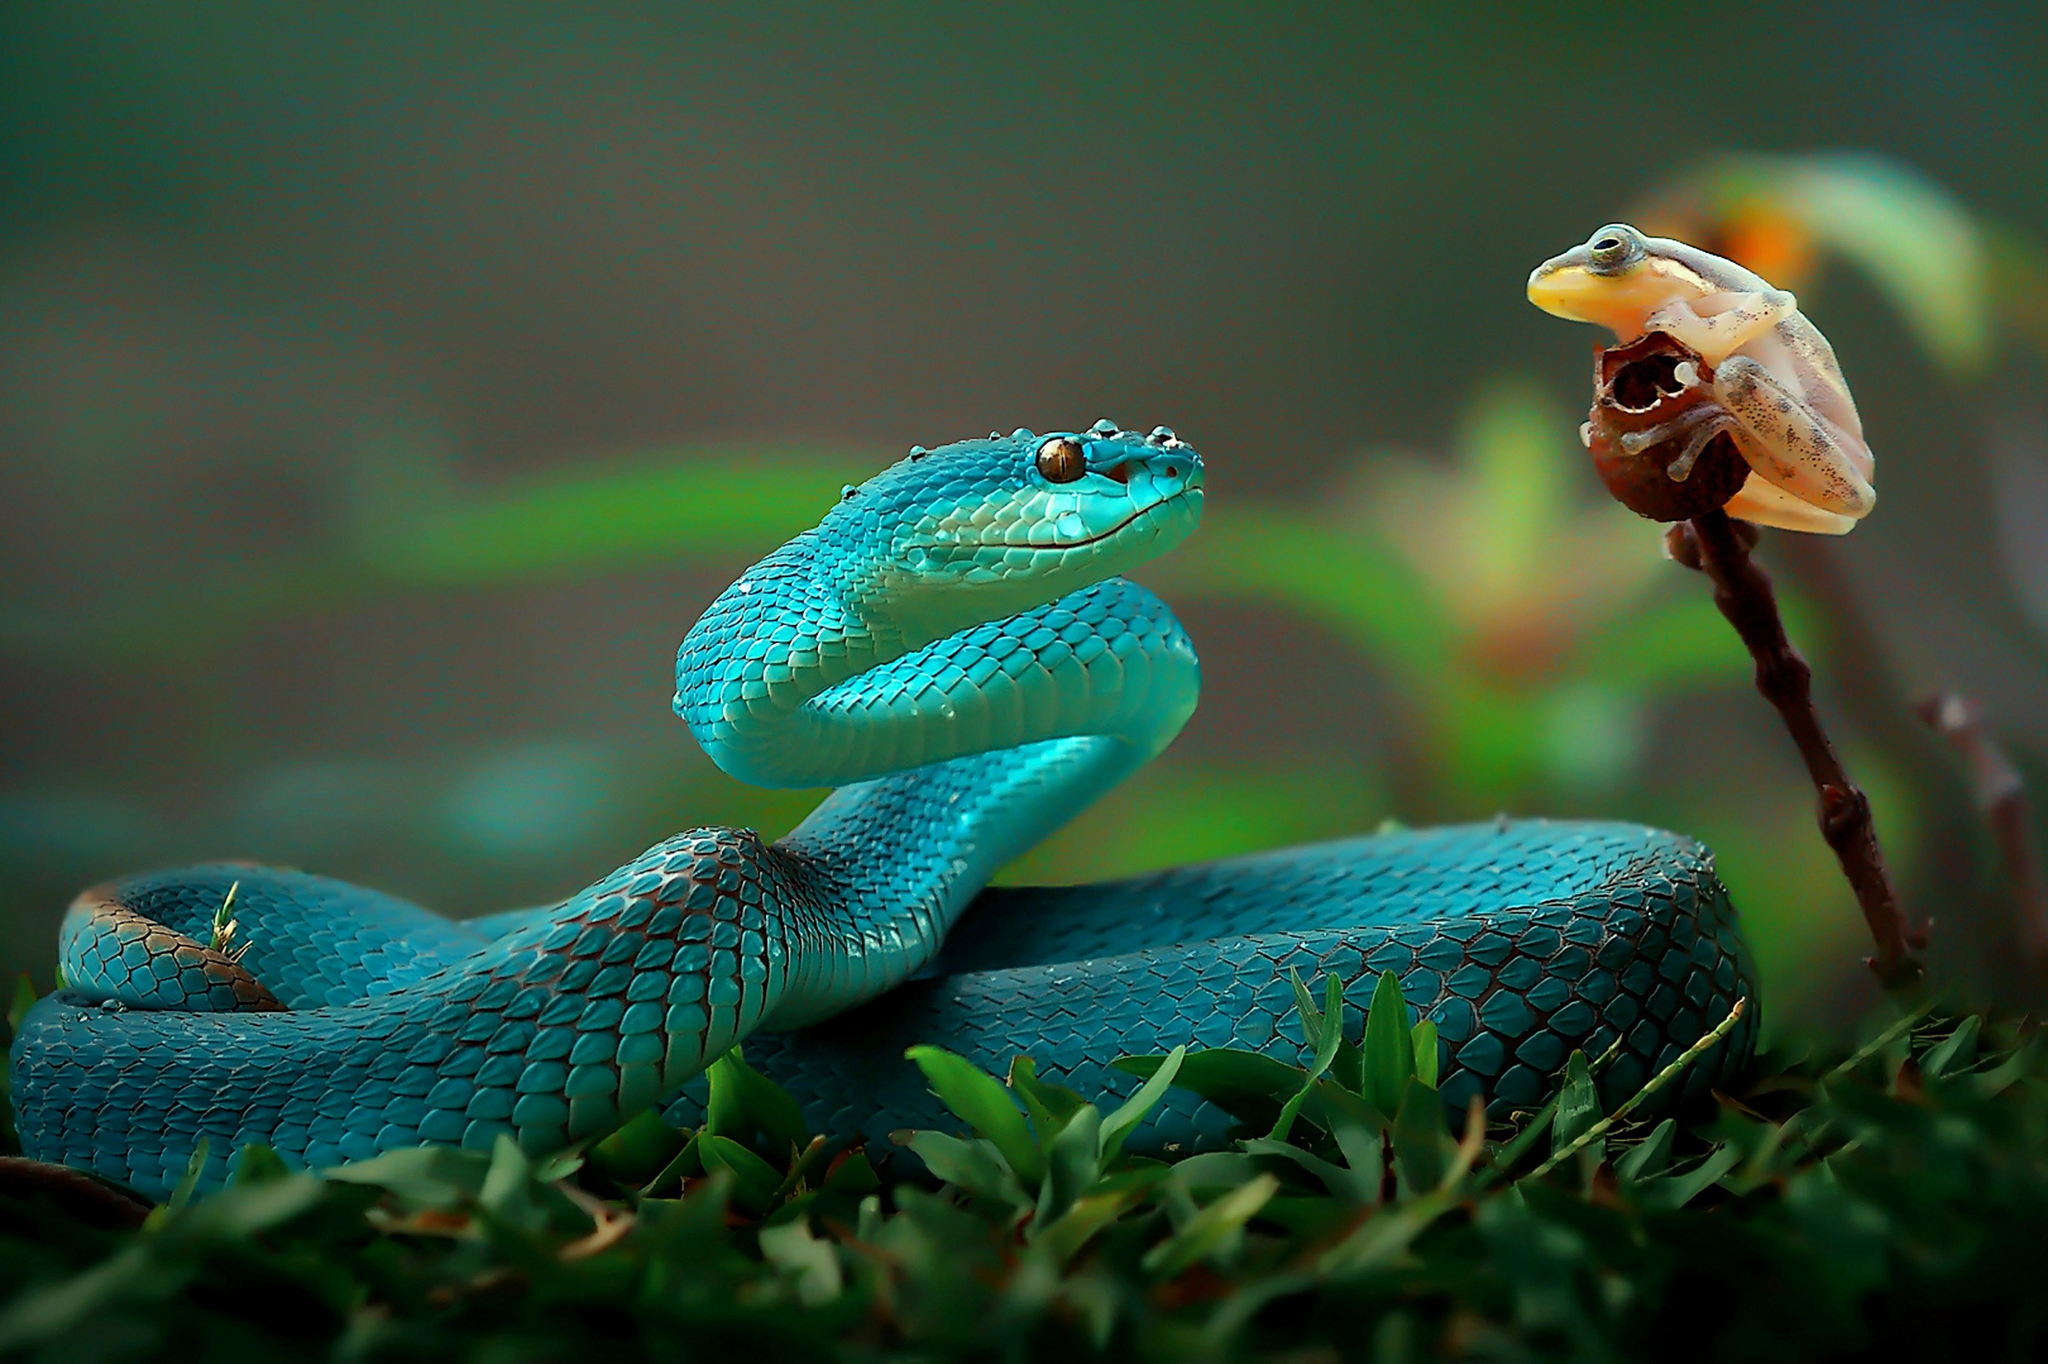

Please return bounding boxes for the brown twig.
[1588,333,1926,990]
[1773,537,1985,971]
[1669,510,1926,989]
[1916,691,2048,966]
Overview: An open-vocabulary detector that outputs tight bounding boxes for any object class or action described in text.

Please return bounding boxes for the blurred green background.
[4,3,2047,1031]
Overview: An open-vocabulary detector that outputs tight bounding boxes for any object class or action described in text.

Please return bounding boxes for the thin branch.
[1776,537,1984,921]
[1917,691,2048,967]
[1673,511,1925,989]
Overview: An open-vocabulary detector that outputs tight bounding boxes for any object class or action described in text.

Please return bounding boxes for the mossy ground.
[1,974,2043,1363]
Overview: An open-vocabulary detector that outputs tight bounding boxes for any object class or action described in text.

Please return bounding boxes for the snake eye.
[1036,437,1087,484]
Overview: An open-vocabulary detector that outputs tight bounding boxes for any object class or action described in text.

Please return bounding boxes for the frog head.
[1527,223,1721,337]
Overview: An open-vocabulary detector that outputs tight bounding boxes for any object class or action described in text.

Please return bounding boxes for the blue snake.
[11,425,1757,1198]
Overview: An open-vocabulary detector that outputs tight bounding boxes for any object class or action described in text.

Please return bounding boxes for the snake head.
[840,422,1205,638]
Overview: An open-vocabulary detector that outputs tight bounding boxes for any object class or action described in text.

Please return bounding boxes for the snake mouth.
[1041,487,1200,553]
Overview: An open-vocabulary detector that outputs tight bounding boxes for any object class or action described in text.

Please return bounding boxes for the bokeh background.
[5,3,2046,1033]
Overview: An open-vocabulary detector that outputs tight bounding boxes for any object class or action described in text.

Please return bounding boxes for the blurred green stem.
[1918,692,2048,974]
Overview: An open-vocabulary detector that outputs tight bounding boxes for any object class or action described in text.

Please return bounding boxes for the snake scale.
[11,425,1757,1198]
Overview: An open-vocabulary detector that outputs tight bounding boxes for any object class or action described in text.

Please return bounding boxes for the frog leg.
[1643,289,1798,366]
[1721,472,1857,535]
[1616,403,1734,481]
[1711,356,1876,517]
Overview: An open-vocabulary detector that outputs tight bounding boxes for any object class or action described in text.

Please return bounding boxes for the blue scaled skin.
[11,424,1757,1197]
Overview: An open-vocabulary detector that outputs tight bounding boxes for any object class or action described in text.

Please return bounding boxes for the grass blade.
[906,1045,1046,1186]
[1527,997,1748,1182]
[1360,971,1415,1121]
[1142,1174,1280,1278]
[1101,1045,1186,1163]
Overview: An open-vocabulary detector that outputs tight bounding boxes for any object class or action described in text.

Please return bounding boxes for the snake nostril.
[1165,466,1179,479]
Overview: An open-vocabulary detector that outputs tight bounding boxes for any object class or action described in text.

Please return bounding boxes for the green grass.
[2,976,2045,1362]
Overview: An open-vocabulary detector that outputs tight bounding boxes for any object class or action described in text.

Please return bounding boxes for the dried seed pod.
[1584,331,1750,523]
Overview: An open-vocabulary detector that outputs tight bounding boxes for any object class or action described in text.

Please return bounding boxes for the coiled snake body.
[12,426,1757,1197]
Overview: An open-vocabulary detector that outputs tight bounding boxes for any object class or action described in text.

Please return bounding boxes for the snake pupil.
[1036,437,1087,484]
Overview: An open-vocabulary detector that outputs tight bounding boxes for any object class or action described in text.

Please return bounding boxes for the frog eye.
[1589,225,1640,269]
[1036,436,1088,484]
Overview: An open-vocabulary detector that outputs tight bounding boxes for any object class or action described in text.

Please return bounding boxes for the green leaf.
[1317,1189,1460,1277]
[368,447,880,586]
[1031,1173,1167,1266]
[164,1139,208,1215]
[7,447,886,663]
[1774,152,1994,379]
[1116,1049,1306,1131]
[1411,1019,1440,1090]
[1462,378,1578,590]
[1922,1016,1983,1079]
[1615,1119,1677,1184]
[1360,971,1415,1122]
[1637,1141,1742,1211]
[1969,1035,2040,1098]
[1158,509,1454,682]
[1280,965,1364,1101]
[1288,968,1328,1050]
[530,1140,590,1185]
[1577,592,1752,695]
[323,1144,489,1206]
[890,1130,1030,1209]
[699,1134,786,1214]
[1009,1055,1088,1147]
[816,1148,879,1208]
[1484,1090,1564,1182]
[1100,1044,1185,1164]
[905,1045,1046,1186]
[1329,1037,1365,1095]
[227,1143,291,1186]
[706,1047,809,1160]
[479,1134,550,1231]
[1551,1050,1601,1157]
[1035,1104,1102,1227]
[767,1134,830,1203]
[589,1108,690,1185]
[854,1192,885,1244]
[1657,152,1996,379]
[181,1174,325,1238]
[1318,1082,1390,1178]
[1168,1150,1273,1193]
[1272,983,1346,1142]
[1723,1109,1818,1194]
[1392,1077,1452,1193]
[639,1132,703,1198]
[1141,1173,1280,1278]
[1241,1137,1375,1202]
[758,1218,844,1307]
[0,1244,157,1350]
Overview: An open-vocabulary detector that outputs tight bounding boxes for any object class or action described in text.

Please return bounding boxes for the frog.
[1527,222,1875,535]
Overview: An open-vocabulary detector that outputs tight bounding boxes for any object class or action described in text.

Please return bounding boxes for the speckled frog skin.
[11,424,1757,1197]
[1528,222,1877,536]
